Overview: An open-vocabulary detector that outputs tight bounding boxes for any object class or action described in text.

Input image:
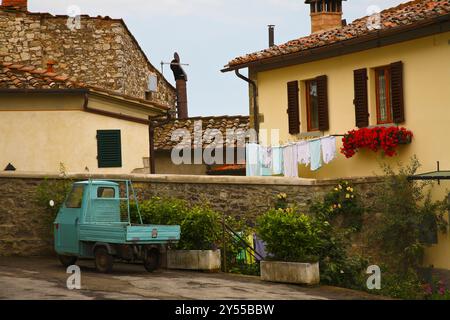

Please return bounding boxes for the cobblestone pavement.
[0,257,386,300]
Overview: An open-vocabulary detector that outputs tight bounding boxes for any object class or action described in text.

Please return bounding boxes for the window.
[375,66,393,124]
[97,130,122,168]
[305,79,320,131]
[148,74,158,92]
[66,185,84,209]
[97,187,115,198]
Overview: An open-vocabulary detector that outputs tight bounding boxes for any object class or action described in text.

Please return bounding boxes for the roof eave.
[222,13,450,73]
[88,89,169,113]
[0,88,89,94]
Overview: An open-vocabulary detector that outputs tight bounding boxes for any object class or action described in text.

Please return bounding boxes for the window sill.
[295,132,323,139]
[370,123,397,129]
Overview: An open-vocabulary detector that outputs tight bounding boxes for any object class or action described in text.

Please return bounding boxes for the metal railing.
[220,219,264,273]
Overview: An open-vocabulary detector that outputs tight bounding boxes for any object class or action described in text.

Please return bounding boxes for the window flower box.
[341,126,413,158]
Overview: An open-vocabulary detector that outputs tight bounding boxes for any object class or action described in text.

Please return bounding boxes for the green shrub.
[130,197,189,226]
[177,205,222,250]
[378,269,425,300]
[256,207,328,263]
[319,180,364,231]
[130,197,222,251]
[309,200,368,289]
[370,157,448,274]
[35,164,73,236]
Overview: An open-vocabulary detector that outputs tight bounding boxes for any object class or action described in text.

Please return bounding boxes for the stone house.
[223,0,450,272]
[0,0,178,173]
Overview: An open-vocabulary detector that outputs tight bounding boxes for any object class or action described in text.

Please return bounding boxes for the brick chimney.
[170,52,189,119]
[1,0,28,11]
[306,0,346,33]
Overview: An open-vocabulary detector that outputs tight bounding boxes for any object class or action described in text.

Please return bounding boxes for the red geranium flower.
[341,127,413,158]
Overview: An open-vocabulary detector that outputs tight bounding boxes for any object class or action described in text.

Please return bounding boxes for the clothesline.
[246,135,339,178]
[267,134,345,148]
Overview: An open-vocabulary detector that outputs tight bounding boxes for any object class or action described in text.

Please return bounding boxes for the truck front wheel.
[94,247,114,273]
[143,249,160,272]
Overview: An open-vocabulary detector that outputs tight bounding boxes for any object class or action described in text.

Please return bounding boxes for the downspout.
[234,69,259,142]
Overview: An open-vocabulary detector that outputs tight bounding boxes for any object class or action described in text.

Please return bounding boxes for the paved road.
[0,257,384,300]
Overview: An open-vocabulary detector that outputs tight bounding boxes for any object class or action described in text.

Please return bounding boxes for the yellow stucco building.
[223,0,450,270]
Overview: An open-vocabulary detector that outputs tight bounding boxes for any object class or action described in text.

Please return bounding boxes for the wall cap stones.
[0,171,382,187]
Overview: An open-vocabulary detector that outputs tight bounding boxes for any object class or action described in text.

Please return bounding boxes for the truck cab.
[54,180,181,273]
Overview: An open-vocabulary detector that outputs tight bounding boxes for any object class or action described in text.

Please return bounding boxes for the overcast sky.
[31,0,407,117]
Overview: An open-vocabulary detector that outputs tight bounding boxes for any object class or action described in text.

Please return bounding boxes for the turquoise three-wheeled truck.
[54,180,181,273]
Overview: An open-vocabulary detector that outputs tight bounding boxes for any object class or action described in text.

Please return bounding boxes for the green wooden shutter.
[97,130,122,168]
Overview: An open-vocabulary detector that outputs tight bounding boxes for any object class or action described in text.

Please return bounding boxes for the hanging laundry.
[296,141,311,166]
[283,144,298,178]
[246,143,262,177]
[321,136,337,164]
[260,146,273,176]
[271,146,284,175]
[260,146,272,169]
[245,234,255,265]
[309,139,323,171]
[253,234,268,261]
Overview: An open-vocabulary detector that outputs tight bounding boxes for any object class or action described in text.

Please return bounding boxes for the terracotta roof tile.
[0,62,80,90]
[0,62,169,111]
[226,0,450,69]
[154,116,250,151]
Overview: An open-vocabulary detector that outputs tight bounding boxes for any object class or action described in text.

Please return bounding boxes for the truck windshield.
[66,185,84,208]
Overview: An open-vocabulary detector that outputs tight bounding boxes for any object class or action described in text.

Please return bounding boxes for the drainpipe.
[234,69,259,142]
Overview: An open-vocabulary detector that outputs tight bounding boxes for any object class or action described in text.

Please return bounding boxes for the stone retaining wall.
[0,172,380,256]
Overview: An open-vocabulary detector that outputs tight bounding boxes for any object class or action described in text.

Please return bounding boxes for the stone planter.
[167,249,221,272]
[260,261,320,285]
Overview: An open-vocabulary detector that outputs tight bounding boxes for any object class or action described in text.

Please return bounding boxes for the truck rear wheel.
[58,255,77,268]
[143,249,160,272]
[94,247,114,273]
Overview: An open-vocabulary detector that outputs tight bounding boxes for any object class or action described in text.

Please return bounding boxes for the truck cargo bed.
[79,223,181,244]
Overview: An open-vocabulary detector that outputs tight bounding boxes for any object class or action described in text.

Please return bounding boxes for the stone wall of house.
[0,172,380,257]
[0,9,176,108]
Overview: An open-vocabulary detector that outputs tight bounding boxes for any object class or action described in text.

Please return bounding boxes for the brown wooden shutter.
[353,68,369,128]
[287,81,300,135]
[316,75,329,131]
[390,61,405,123]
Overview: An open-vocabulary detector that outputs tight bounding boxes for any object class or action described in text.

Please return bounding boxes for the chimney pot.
[306,0,346,34]
[268,25,275,47]
[46,59,56,73]
[1,0,28,11]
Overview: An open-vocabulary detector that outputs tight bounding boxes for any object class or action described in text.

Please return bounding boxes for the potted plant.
[256,206,326,285]
[131,197,222,271]
[166,205,222,272]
